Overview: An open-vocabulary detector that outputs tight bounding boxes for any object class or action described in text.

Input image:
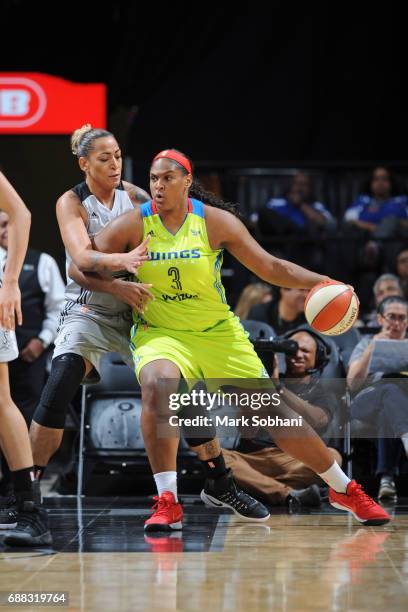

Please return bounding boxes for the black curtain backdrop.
[2,1,407,167]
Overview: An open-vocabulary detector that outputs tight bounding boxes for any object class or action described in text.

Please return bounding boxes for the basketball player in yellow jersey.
[72,149,390,531]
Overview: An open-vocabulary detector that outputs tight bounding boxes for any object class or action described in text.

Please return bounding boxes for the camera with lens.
[252,333,299,375]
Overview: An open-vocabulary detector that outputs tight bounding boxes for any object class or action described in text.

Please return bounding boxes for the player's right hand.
[114,280,154,313]
[0,281,22,330]
[122,235,151,274]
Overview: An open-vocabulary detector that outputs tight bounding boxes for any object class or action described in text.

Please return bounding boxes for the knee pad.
[178,402,217,447]
[32,353,86,429]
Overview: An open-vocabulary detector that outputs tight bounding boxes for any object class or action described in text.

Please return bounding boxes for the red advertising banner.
[0,73,106,134]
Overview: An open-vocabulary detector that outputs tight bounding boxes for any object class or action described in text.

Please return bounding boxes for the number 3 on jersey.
[168,267,182,291]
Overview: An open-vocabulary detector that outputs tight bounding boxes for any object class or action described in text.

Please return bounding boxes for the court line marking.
[209,515,231,552]
[2,497,116,591]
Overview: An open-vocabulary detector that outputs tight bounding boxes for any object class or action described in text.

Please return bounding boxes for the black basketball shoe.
[0,495,17,529]
[3,501,52,547]
[287,484,322,509]
[200,469,270,521]
[32,479,42,506]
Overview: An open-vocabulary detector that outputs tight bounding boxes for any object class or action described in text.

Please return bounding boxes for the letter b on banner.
[0,90,30,116]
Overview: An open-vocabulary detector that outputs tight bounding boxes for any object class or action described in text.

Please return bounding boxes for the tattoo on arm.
[89,252,110,273]
[67,190,79,201]
[128,185,150,205]
[89,252,101,271]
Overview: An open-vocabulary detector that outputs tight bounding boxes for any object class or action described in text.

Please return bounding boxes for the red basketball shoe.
[329,480,390,525]
[144,531,184,553]
[144,492,183,532]
[330,529,391,584]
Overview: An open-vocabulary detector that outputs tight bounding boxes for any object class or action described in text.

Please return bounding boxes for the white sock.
[401,433,408,457]
[154,471,178,501]
[318,461,351,494]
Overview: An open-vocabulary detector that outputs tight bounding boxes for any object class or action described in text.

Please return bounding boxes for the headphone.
[282,325,331,373]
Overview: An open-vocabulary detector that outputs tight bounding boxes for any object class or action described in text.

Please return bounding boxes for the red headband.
[153,149,192,175]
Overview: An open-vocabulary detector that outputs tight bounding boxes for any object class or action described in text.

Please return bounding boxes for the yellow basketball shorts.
[130,316,269,382]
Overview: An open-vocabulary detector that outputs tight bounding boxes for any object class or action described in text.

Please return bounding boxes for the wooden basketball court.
[1,497,406,611]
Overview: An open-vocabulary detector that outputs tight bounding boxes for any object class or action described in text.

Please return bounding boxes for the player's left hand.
[0,280,22,330]
[20,338,45,362]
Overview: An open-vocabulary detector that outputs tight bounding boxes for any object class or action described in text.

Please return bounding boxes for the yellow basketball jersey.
[135,198,232,331]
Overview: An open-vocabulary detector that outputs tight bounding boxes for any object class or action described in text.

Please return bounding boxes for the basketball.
[304,281,360,335]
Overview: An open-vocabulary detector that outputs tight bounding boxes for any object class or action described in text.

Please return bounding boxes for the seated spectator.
[344,167,407,233]
[261,172,335,233]
[248,287,308,335]
[223,329,342,507]
[361,273,403,326]
[234,282,273,321]
[347,296,408,500]
[258,172,336,273]
[394,247,408,300]
[343,167,408,285]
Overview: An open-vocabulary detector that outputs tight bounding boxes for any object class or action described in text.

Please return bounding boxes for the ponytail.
[189,178,239,217]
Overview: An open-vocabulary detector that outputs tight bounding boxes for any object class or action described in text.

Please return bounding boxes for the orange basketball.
[304,281,360,335]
